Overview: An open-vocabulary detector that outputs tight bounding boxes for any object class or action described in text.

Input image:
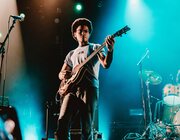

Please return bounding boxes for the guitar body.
[58,66,88,96]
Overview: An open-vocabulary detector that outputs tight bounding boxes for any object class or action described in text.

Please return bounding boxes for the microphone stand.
[137,50,166,139]
[137,49,149,132]
[0,19,17,106]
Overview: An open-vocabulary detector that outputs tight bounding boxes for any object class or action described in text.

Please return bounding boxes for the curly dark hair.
[71,18,93,38]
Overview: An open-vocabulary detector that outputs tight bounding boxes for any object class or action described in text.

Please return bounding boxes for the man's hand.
[59,70,71,80]
[105,35,115,52]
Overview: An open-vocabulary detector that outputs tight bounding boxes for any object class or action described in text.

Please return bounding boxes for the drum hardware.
[176,69,180,83]
[173,109,180,136]
[164,123,177,128]
[122,133,141,140]
[150,95,160,101]
[153,100,180,139]
[140,70,165,139]
[164,123,180,139]
[165,126,177,139]
[141,69,162,85]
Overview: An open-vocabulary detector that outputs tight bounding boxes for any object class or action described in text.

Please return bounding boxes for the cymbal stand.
[141,80,166,139]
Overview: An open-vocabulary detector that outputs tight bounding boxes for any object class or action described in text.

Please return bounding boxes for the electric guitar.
[58,25,131,96]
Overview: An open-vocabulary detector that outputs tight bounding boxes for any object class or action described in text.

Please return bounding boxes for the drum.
[173,110,180,135]
[163,84,180,106]
[161,104,179,125]
[154,101,180,138]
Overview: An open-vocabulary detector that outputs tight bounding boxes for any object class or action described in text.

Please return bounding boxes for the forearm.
[58,63,72,80]
[101,35,115,68]
[104,50,113,68]
[98,47,114,68]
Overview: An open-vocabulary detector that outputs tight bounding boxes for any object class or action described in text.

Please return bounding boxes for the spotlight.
[74,2,83,12]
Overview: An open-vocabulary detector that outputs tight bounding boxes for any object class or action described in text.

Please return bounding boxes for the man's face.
[74,25,90,43]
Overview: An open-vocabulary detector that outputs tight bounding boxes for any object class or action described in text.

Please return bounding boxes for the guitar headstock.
[112,25,131,38]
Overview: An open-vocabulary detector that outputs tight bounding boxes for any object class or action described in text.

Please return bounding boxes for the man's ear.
[73,33,76,38]
[73,33,77,40]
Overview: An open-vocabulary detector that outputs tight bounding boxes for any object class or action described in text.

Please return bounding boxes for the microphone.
[137,48,150,66]
[11,13,25,21]
[146,48,150,59]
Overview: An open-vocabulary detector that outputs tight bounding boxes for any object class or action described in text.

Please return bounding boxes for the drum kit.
[140,69,180,139]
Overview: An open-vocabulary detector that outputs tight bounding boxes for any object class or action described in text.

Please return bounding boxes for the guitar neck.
[79,42,106,68]
[78,25,130,68]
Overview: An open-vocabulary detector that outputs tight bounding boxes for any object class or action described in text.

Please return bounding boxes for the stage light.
[129,0,141,6]
[125,0,153,42]
[74,3,83,12]
[24,125,39,140]
[76,4,82,11]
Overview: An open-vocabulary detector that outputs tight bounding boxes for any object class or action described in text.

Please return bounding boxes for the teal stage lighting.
[74,2,83,12]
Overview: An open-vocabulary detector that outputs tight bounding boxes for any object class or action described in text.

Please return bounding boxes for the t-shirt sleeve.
[64,50,74,68]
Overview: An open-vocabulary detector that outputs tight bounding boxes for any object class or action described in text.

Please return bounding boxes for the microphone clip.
[10,13,25,22]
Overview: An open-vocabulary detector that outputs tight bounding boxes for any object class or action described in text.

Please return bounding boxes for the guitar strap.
[88,43,94,57]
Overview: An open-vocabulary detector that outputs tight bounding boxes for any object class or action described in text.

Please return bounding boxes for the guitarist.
[55,18,115,140]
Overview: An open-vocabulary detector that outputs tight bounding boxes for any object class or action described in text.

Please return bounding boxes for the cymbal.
[141,70,162,85]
